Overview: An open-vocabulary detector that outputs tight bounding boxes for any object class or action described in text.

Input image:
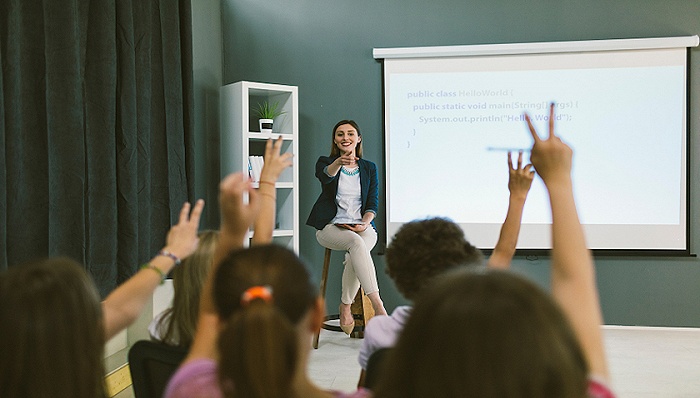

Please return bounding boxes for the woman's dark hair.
[385,217,483,300]
[373,268,589,398]
[0,258,106,398]
[214,244,317,398]
[329,119,363,158]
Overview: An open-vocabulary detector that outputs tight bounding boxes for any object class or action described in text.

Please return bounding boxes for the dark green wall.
[219,0,700,327]
[192,0,223,228]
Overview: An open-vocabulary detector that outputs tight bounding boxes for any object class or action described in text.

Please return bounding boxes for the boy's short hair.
[385,217,483,301]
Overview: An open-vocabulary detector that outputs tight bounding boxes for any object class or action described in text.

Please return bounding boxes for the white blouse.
[331,166,362,224]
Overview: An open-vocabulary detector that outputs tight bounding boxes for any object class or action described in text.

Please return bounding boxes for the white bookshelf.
[220,81,299,253]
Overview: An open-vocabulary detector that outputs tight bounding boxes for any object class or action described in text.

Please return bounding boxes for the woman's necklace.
[340,165,359,176]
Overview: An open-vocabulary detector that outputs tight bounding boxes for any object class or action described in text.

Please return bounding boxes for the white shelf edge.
[243,81,299,95]
[248,132,294,140]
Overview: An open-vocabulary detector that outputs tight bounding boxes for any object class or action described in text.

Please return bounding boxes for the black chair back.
[363,347,392,390]
[128,340,188,398]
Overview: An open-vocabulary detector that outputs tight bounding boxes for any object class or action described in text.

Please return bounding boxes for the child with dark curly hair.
[371,104,614,397]
[357,150,534,387]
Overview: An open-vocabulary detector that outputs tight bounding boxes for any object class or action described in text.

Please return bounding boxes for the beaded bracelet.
[141,263,165,285]
[158,250,181,265]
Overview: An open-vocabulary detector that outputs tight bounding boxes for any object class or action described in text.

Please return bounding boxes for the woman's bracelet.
[157,250,181,265]
[141,263,166,284]
[259,180,276,187]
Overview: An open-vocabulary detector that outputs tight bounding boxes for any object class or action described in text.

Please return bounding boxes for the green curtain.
[0,0,195,297]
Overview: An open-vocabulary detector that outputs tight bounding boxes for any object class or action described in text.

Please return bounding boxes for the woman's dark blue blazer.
[306,156,379,230]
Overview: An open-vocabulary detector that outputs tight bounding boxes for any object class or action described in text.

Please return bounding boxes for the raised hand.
[252,136,292,245]
[164,199,205,259]
[219,173,259,240]
[524,102,608,380]
[259,136,293,184]
[102,198,204,340]
[525,103,573,186]
[487,151,533,269]
[507,150,534,200]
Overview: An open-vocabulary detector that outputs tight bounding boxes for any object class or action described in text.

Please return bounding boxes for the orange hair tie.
[241,285,274,306]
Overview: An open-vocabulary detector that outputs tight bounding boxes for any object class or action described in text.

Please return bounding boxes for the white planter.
[259,118,273,134]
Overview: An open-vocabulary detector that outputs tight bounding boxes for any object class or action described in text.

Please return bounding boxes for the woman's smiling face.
[334,124,361,154]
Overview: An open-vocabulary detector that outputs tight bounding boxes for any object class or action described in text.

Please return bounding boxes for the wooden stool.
[313,247,375,349]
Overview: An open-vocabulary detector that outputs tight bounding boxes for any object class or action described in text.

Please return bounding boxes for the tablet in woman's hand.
[334,223,362,230]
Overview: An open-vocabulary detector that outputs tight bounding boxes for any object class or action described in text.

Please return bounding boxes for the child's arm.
[184,173,260,363]
[487,151,533,269]
[102,200,204,340]
[526,103,609,380]
[251,136,293,245]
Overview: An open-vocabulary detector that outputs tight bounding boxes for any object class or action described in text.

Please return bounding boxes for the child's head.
[0,258,106,398]
[374,268,588,398]
[162,229,219,346]
[213,244,319,397]
[385,217,483,300]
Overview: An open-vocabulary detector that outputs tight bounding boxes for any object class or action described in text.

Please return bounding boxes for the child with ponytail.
[165,137,369,398]
[214,245,322,398]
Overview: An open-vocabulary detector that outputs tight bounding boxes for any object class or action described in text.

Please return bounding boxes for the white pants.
[316,224,379,304]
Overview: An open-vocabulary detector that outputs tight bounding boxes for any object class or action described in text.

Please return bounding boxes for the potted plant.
[253,100,286,134]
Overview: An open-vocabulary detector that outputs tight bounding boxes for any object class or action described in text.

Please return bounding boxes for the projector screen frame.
[374,36,698,256]
[373,36,699,60]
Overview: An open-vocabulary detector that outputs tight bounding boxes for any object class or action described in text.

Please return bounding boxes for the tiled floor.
[603,326,700,397]
[309,325,700,397]
[308,328,365,391]
[117,325,700,397]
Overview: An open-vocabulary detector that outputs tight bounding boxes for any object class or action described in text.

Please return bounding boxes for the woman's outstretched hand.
[332,152,359,167]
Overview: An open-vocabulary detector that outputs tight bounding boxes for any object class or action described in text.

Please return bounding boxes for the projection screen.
[374,36,698,252]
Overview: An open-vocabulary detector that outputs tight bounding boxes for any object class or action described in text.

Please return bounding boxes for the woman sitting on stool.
[307,119,388,334]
